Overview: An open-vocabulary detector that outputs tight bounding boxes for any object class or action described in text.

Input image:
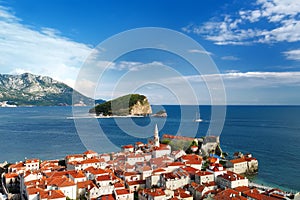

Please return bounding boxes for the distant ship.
[194,112,203,122]
[0,101,17,107]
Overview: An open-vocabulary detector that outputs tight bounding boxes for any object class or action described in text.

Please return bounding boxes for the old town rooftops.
[218,171,246,181]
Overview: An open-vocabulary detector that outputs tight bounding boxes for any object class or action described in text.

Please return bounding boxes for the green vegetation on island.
[89,94,152,116]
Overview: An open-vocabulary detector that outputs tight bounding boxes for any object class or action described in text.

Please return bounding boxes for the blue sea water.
[0,105,299,192]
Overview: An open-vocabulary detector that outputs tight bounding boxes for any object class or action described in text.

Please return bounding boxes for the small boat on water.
[194,112,203,122]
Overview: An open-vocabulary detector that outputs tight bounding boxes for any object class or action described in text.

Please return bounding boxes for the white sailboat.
[194,112,203,122]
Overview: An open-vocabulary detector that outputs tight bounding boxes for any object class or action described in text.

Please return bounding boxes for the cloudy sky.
[0,0,300,105]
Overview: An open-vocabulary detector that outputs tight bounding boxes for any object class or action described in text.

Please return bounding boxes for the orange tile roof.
[168,162,185,167]
[127,153,144,158]
[45,171,69,178]
[215,188,247,200]
[115,189,131,195]
[126,180,146,186]
[83,150,98,155]
[4,173,18,179]
[234,186,251,192]
[114,182,125,188]
[141,188,165,197]
[136,142,144,145]
[46,190,66,199]
[218,171,246,181]
[27,187,66,199]
[25,159,39,164]
[152,168,166,174]
[65,154,84,159]
[176,192,192,198]
[203,181,217,187]
[122,145,134,149]
[196,171,213,176]
[77,180,95,189]
[68,170,86,178]
[244,189,278,200]
[208,157,219,164]
[230,157,248,164]
[123,171,138,176]
[196,185,206,192]
[185,159,202,165]
[40,160,59,168]
[141,165,152,171]
[98,194,115,200]
[47,176,76,187]
[27,187,45,195]
[84,166,108,175]
[96,175,111,182]
[79,158,105,164]
[25,179,46,188]
[181,154,202,161]
[9,162,25,169]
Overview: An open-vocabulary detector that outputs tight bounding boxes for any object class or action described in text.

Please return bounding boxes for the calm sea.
[0,106,299,191]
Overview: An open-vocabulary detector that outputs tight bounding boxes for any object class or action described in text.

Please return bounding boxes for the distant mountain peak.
[0,73,95,106]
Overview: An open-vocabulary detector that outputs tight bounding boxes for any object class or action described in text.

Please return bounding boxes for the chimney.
[49,191,52,196]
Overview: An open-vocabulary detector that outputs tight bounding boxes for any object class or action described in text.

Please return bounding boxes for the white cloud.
[283,49,300,60]
[0,4,93,89]
[188,49,213,56]
[184,71,300,88]
[183,0,300,45]
[108,61,166,72]
[221,56,239,61]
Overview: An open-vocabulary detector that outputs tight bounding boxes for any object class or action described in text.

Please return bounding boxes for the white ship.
[0,101,17,107]
[194,112,203,122]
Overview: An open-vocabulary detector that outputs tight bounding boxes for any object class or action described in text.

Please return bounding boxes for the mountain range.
[0,73,99,106]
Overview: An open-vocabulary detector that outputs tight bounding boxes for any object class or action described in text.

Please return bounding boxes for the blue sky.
[0,0,300,104]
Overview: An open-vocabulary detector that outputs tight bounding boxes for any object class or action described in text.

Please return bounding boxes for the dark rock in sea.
[152,110,167,117]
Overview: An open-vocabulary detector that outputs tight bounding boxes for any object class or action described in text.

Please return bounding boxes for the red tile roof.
[152,168,166,174]
[234,186,251,193]
[215,188,247,200]
[218,171,246,181]
[65,154,84,159]
[83,150,98,155]
[114,182,125,188]
[203,181,217,187]
[181,166,199,174]
[25,159,39,164]
[47,190,66,199]
[4,173,18,179]
[96,175,111,182]
[196,171,213,176]
[168,162,185,167]
[122,145,134,149]
[47,176,76,187]
[244,189,278,200]
[98,194,115,200]
[77,180,95,189]
[27,188,66,199]
[9,162,25,169]
[126,180,146,186]
[84,166,108,175]
[230,157,248,164]
[115,189,131,195]
[68,170,86,178]
[140,188,165,197]
[79,158,105,164]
